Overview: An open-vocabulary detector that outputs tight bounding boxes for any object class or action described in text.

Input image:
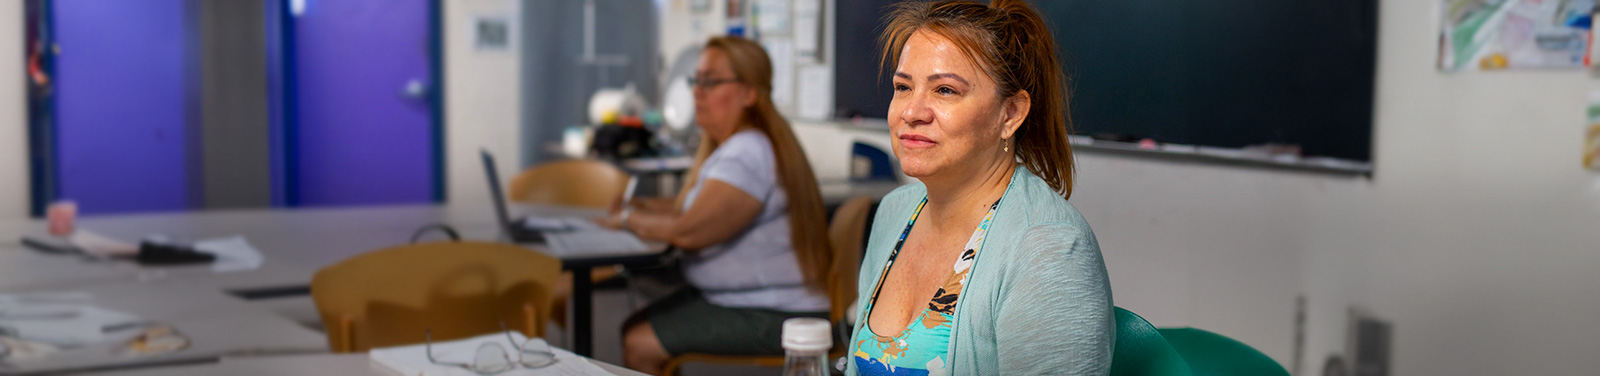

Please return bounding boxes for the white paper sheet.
[793,0,822,61]
[796,65,833,120]
[191,236,264,273]
[370,332,610,376]
[764,37,796,109]
[756,0,789,34]
[0,293,141,347]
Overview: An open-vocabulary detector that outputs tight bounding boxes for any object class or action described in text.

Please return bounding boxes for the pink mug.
[47,201,77,236]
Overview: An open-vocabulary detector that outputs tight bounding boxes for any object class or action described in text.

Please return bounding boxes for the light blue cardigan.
[846,166,1115,375]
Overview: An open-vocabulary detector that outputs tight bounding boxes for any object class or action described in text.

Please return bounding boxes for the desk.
[1,204,668,358]
[0,283,325,375]
[81,353,647,376]
[0,192,904,361]
[548,247,666,357]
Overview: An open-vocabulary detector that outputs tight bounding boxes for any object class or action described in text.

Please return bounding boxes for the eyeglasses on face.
[687,75,740,90]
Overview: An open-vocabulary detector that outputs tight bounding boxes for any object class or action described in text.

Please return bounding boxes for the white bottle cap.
[782,317,832,352]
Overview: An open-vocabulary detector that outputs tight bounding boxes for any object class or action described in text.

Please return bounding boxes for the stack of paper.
[0,292,143,347]
[369,332,610,375]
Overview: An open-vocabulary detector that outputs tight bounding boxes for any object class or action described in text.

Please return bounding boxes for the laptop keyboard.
[542,229,651,256]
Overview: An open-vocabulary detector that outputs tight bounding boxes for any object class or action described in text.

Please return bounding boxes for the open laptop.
[480,150,545,243]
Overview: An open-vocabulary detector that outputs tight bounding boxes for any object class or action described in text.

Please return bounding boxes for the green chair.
[1111,307,1193,376]
[1158,328,1289,376]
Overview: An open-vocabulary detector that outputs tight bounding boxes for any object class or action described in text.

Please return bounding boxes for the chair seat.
[1111,307,1193,376]
[310,241,562,353]
[1157,328,1289,376]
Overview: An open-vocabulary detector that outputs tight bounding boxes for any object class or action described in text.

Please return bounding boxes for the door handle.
[401,79,429,100]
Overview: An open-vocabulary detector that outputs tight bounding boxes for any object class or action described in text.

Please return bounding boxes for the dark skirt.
[642,288,827,356]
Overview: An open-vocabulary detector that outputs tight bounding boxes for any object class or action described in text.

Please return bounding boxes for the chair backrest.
[310,241,562,352]
[1157,328,1289,376]
[508,159,630,209]
[826,196,874,322]
[1111,307,1194,376]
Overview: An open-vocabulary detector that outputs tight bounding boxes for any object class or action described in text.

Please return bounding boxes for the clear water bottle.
[781,317,832,376]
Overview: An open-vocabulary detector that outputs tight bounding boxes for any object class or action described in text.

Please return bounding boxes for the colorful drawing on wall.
[1438,0,1595,71]
[1587,91,1600,169]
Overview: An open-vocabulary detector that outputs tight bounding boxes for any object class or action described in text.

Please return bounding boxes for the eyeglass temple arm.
[500,321,523,351]
[424,329,476,369]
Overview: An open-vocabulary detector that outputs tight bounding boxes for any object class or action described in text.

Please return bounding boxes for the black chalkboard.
[835,0,1378,162]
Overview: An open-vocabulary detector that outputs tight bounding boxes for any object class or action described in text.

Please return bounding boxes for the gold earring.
[1003,138,1010,153]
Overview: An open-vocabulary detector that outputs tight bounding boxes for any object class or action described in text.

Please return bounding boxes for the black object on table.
[134,240,216,265]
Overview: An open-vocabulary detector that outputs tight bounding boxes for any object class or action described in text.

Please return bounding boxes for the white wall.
[1071,154,1313,365]
[1071,0,1600,374]
[1308,0,1599,373]
[0,2,29,220]
[443,0,522,207]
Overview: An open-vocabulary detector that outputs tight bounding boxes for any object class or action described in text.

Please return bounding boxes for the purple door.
[288,0,437,207]
[53,0,192,215]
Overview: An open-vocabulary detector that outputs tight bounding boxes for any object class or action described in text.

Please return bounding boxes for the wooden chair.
[660,195,876,375]
[310,241,561,353]
[506,159,633,329]
[507,159,632,209]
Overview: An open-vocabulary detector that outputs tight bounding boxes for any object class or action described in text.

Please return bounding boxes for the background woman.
[598,36,834,375]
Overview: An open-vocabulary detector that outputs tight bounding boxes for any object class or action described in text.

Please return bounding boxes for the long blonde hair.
[675,36,833,291]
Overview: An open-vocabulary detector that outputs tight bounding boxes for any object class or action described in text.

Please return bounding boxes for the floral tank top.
[853,197,1000,375]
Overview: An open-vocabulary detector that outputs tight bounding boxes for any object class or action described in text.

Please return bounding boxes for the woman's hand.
[593,213,625,230]
[608,195,628,214]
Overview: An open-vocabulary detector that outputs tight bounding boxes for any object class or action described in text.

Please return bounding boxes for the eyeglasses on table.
[425,322,557,375]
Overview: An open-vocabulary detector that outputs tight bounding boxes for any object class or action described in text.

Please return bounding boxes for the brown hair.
[880,0,1077,199]
[676,36,833,291]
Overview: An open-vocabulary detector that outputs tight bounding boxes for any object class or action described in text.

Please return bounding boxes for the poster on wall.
[756,0,789,34]
[793,0,822,62]
[472,14,512,52]
[764,37,796,109]
[1437,0,1594,71]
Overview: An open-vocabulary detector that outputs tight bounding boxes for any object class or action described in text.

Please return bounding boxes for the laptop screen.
[480,150,515,234]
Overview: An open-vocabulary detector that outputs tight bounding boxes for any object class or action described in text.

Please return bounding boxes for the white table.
[0,282,326,375]
[0,195,899,364]
[0,203,629,291]
[72,353,647,376]
[0,203,673,358]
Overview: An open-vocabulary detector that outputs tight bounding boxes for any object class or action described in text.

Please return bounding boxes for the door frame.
[24,0,56,217]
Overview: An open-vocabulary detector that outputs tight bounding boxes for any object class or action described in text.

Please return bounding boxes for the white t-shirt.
[680,130,829,312]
